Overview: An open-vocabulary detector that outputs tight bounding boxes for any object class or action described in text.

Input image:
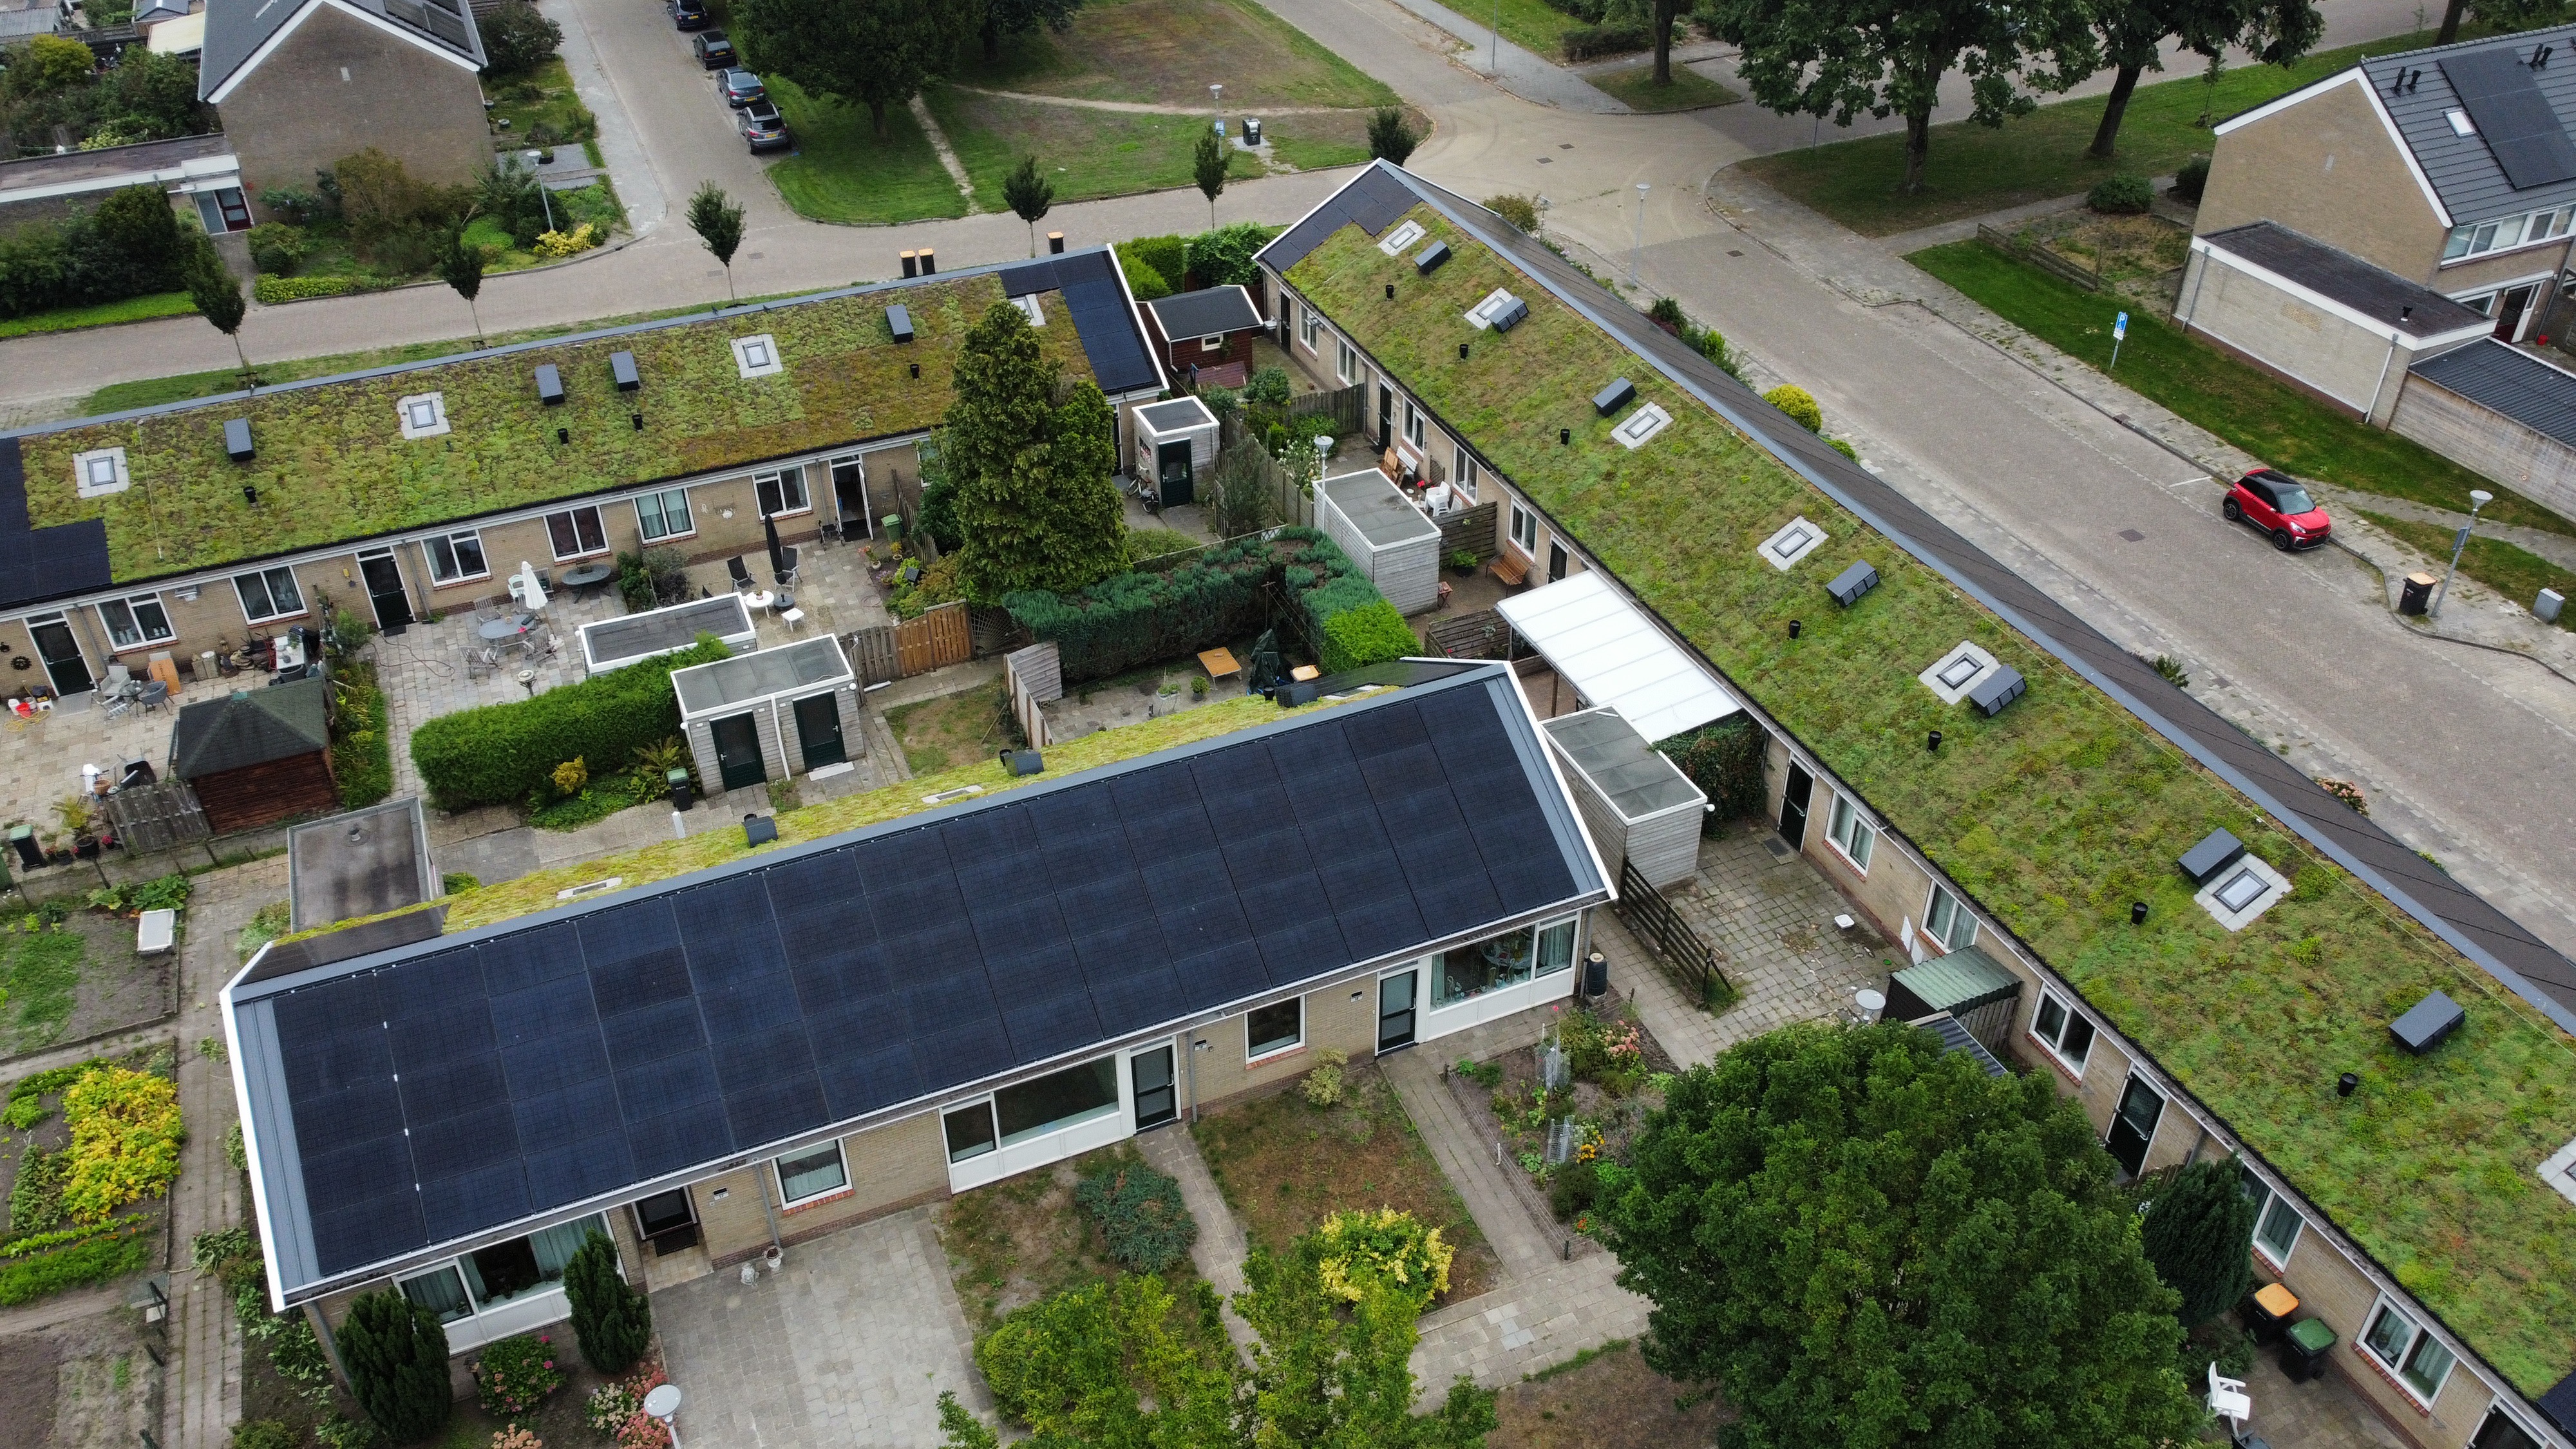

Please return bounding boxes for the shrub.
[1072,1159,1197,1274]
[261,187,323,225]
[61,1066,182,1223]
[1311,1208,1452,1310]
[342,1290,455,1442]
[472,1332,567,1418]
[564,1229,652,1374]
[314,1414,378,1449]
[332,666,393,810]
[1366,106,1419,164]
[2170,155,2210,204]
[2316,777,2368,815]
[334,149,454,249]
[975,1276,1178,1427]
[1184,221,1274,289]
[255,273,387,303]
[479,0,563,75]
[1124,233,1187,292]
[2087,175,2154,214]
[551,757,589,797]
[1316,598,1416,674]
[246,223,307,277]
[238,900,291,960]
[1658,714,1769,822]
[232,1421,296,1449]
[1548,1159,1598,1221]
[2138,1159,2254,1327]
[411,637,727,808]
[535,223,600,258]
[1484,193,1540,234]
[1123,527,1199,567]
[90,184,189,295]
[1828,436,1859,460]
[1301,1047,1349,1107]
[1243,365,1291,409]
[1562,21,1652,60]
[1762,384,1823,433]
[493,1428,542,1449]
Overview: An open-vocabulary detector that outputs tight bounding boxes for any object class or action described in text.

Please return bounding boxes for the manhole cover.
[1559,142,1575,149]
[1537,156,1553,164]
[2118,528,2146,542]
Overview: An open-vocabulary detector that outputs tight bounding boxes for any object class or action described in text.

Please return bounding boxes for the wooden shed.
[1316,468,1443,616]
[169,679,336,835]
[1539,706,1705,888]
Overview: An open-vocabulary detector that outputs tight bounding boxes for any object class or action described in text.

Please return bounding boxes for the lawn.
[1191,1060,1498,1303]
[5,928,84,1052]
[1908,238,2576,535]
[0,292,194,341]
[1474,0,1595,60]
[484,57,600,147]
[952,0,1395,110]
[1265,107,1408,174]
[1588,62,1739,113]
[766,79,970,225]
[936,1140,1162,1335]
[2363,511,2576,627]
[1490,1341,1730,1448]
[887,679,1017,775]
[928,86,1265,210]
[1739,36,2446,235]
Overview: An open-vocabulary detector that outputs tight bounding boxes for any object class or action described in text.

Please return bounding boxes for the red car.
[2224,468,2333,550]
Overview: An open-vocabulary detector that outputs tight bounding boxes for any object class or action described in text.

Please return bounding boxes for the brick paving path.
[1135,1124,1256,1352]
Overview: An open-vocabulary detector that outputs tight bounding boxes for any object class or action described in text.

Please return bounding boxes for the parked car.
[672,0,710,30]
[691,29,734,67]
[2224,468,2334,551]
[738,98,791,153]
[719,69,766,108]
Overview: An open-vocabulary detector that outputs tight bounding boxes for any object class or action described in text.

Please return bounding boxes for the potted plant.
[55,795,99,860]
[1446,549,1479,576]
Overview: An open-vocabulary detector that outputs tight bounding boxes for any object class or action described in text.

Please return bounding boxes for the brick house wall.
[215,5,488,213]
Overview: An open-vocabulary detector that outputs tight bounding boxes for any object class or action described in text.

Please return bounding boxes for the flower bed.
[473,1332,569,1418]
[1446,996,1678,1242]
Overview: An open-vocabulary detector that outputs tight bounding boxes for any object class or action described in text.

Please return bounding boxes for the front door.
[1547,541,1568,583]
[1779,761,1814,848]
[713,714,767,791]
[2107,1073,2165,1177]
[1378,969,1417,1052]
[793,693,846,770]
[27,615,92,697]
[1378,383,1394,448]
[2496,283,2543,341]
[1132,1046,1176,1131]
[357,549,413,634]
[630,1188,698,1255]
[1156,440,1195,507]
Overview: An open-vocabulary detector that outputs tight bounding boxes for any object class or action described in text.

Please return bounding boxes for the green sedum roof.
[1287,203,2576,1394]
[17,272,1092,586]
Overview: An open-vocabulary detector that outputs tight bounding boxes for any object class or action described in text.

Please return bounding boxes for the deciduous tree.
[478,0,564,77]
[437,227,486,346]
[687,180,744,298]
[945,302,1126,601]
[732,0,975,140]
[1592,1021,2204,1448]
[183,241,249,377]
[2139,1159,2256,1328]
[8,35,98,97]
[1193,128,1227,228]
[1701,0,2098,193]
[2086,0,2320,158]
[978,0,1082,63]
[337,1289,454,1444]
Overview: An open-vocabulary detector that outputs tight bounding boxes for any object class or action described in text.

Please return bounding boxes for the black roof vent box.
[1593,377,1636,415]
[1967,665,2025,717]
[2178,828,2246,885]
[1489,297,1530,333]
[1414,240,1452,275]
[888,304,914,343]
[223,418,254,462]
[610,350,641,391]
[2390,990,2465,1055]
[534,363,565,406]
[1827,560,1879,607]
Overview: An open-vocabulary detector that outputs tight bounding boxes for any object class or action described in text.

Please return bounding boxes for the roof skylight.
[2448,108,2478,136]
[1611,402,1672,450]
[2195,852,2287,931]
[1918,641,2000,703]
[396,393,450,440]
[1758,516,1826,571]
[72,448,129,498]
[1466,289,1522,330]
[1378,219,1426,255]
[732,334,783,379]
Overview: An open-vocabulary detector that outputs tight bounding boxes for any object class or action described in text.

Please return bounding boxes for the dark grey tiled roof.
[2410,336,2576,444]
[1146,287,1265,341]
[2353,26,2576,223]
[171,678,331,777]
[200,0,486,102]
[2201,222,2490,337]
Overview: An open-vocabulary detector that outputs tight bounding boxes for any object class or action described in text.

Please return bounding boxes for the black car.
[719,68,766,108]
[690,28,734,67]
[738,98,791,153]
[672,0,710,31]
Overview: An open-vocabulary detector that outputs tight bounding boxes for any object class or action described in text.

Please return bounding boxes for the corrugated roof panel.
[2411,338,2576,446]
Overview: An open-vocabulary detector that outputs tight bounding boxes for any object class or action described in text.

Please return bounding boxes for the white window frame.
[1300,305,1322,352]
[1404,402,1426,449]
[2239,1164,2306,1269]
[1454,444,1478,500]
[1509,502,1538,554]
[545,506,609,561]
[1922,882,1976,954]
[1246,996,1304,1062]
[2445,204,2575,263]
[1199,333,1226,351]
[2360,1293,2460,1406]
[1012,295,1045,327]
[732,334,783,379]
[233,565,307,625]
[773,1140,849,1208]
[71,447,129,498]
[97,592,175,652]
[424,529,491,585]
[1336,338,1359,385]
[753,468,811,519]
[635,488,696,544]
[2029,989,2096,1075]
[397,392,450,440]
[1825,794,1875,873]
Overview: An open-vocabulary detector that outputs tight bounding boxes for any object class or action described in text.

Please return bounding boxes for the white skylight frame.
[1757,516,1827,572]
[1611,402,1672,450]
[2196,853,2289,931]
[1012,295,1045,327]
[1918,641,2000,703]
[2447,109,2477,137]
[396,393,450,440]
[1465,289,1519,330]
[71,447,130,498]
[2538,1135,2576,1206]
[732,334,784,379]
[1378,219,1426,255]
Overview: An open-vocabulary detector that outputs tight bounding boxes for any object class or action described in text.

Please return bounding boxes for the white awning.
[1497,571,1738,742]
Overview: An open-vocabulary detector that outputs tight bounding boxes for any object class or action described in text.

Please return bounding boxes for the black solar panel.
[2443,48,2576,189]
[1175,945,1273,1011]
[582,901,695,1006]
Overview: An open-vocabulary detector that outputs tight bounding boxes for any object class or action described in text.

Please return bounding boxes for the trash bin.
[1244,117,1263,145]
[2242,1282,2298,1344]
[2400,571,2437,616]
[667,767,694,812]
[1582,951,1607,996]
[2281,1316,2336,1383]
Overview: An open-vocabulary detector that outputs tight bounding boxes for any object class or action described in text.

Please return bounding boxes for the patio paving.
[0,678,187,858]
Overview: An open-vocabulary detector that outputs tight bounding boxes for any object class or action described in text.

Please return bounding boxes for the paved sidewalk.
[1383,1028,1559,1281]
[1134,1124,1256,1351]
[1408,1253,1645,1405]
[1370,0,1625,112]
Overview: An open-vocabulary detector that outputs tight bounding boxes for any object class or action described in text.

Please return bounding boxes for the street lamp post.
[1210,83,1223,135]
[1629,183,1649,288]
[2430,488,2494,619]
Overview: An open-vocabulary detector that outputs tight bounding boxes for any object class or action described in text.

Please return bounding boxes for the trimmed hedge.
[330,664,393,810]
[410,637,727,808]
[1562,22,1653,60]
[1003,528,1414,683]
[254,273,395,304]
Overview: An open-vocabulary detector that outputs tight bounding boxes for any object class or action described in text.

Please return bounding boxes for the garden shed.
[578,594,759,676]
[1131,395,1220,507]
[1316,469,1442,616]
[1540,706,1705,888]
[288,797,435,931]
[1884,945,2022,1054]
[169,679,336,835]
[672,635,860,794]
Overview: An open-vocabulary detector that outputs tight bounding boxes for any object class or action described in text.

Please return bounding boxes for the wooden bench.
[1488,553,1530,587]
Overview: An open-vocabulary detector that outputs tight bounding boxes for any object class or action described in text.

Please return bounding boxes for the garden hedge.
[1003,528,1416,683]
[410,637,726,808]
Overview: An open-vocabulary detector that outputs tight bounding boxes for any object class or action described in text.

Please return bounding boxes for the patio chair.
[774,546,800,589]
[2205,1363,2251,1432]
[535,568,555,598]
[462,647,496,681]
[104,663,132,696]
[727,556,754,592]
[137,680,169,714]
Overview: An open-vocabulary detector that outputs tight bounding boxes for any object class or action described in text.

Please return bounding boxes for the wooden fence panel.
[1437,501,1498,563]
[1977,223,2099,292]
[896,601,972,677]
[1003,641,1060,751]
[1288,384,1366,437]
[1613,857,1733,1006]
[104,779,209,857]
[846,625,899,685]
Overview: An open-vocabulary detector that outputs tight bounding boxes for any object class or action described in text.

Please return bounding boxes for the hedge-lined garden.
[409,636,726,809]
[1003,528,1414,683]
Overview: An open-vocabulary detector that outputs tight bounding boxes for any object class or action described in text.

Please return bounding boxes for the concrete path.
[1368,0,1625,113]
[1133,1124,1257,1351]
[1383,1030,1560,1281]
[542,0,668,236]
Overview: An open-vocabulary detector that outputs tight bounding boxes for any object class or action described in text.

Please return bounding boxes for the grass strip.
[927,86,1266,210]
[766,78,971,225]
[2362,511,2576,627]
[1587,63,1739,113]
[8,929,84,1050]
[0,292,196,340]
[330,661,393,810]
[1908,237,2576,536]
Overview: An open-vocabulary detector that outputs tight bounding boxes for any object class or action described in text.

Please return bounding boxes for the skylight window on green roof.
[2196,853,2287,931]
[1378,220,1426,255]
[72,448,128,498]
[1611,402,1671,450]
[732,334,783,379]
[1918,641,1999,704]
[1758,516,1825,571]
[397,393,450,440]
[1465,289,1519,330]
[1012,296,1045,327]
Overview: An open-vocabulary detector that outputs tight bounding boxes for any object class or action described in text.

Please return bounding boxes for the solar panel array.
[2441,47,2576,189]
[254,677,1588,1281]
[999,252,1162,395]
[0,439,113,612]
[1259,164,1421,276]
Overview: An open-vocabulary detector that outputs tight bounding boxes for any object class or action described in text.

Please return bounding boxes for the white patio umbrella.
[511,562,547,613]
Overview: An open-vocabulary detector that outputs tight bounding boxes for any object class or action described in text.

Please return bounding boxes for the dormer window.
[397,393,450,439]
[732,334,783,378]
[72,448,129,498]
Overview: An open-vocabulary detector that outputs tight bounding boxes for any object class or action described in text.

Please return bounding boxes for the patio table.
[561,562,616,596]
[478,616,532,641]
[745,590,775,613]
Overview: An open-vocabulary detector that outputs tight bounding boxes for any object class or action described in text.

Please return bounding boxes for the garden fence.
[1213,420,1318,529]
[846,601,972,685]
[1438,501,1498,564]
[1286,383,1366,437]
[102,780,209,857]
[1004,642,1060,750]
[1613,857,1732,1007]
[1976,223,2100,292]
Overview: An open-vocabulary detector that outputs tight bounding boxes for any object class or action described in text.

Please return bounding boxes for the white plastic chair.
[2206,1362,2251,1431]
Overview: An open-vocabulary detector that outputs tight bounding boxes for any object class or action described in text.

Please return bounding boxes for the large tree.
[1593,1022,2204,1448]
[945,301,1125,601]
[732,0,976,140]
[2139,1159,2257,1329]
[979,0,1082,63]
[1701,0,2099,193]
[2086,0,2320,158]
